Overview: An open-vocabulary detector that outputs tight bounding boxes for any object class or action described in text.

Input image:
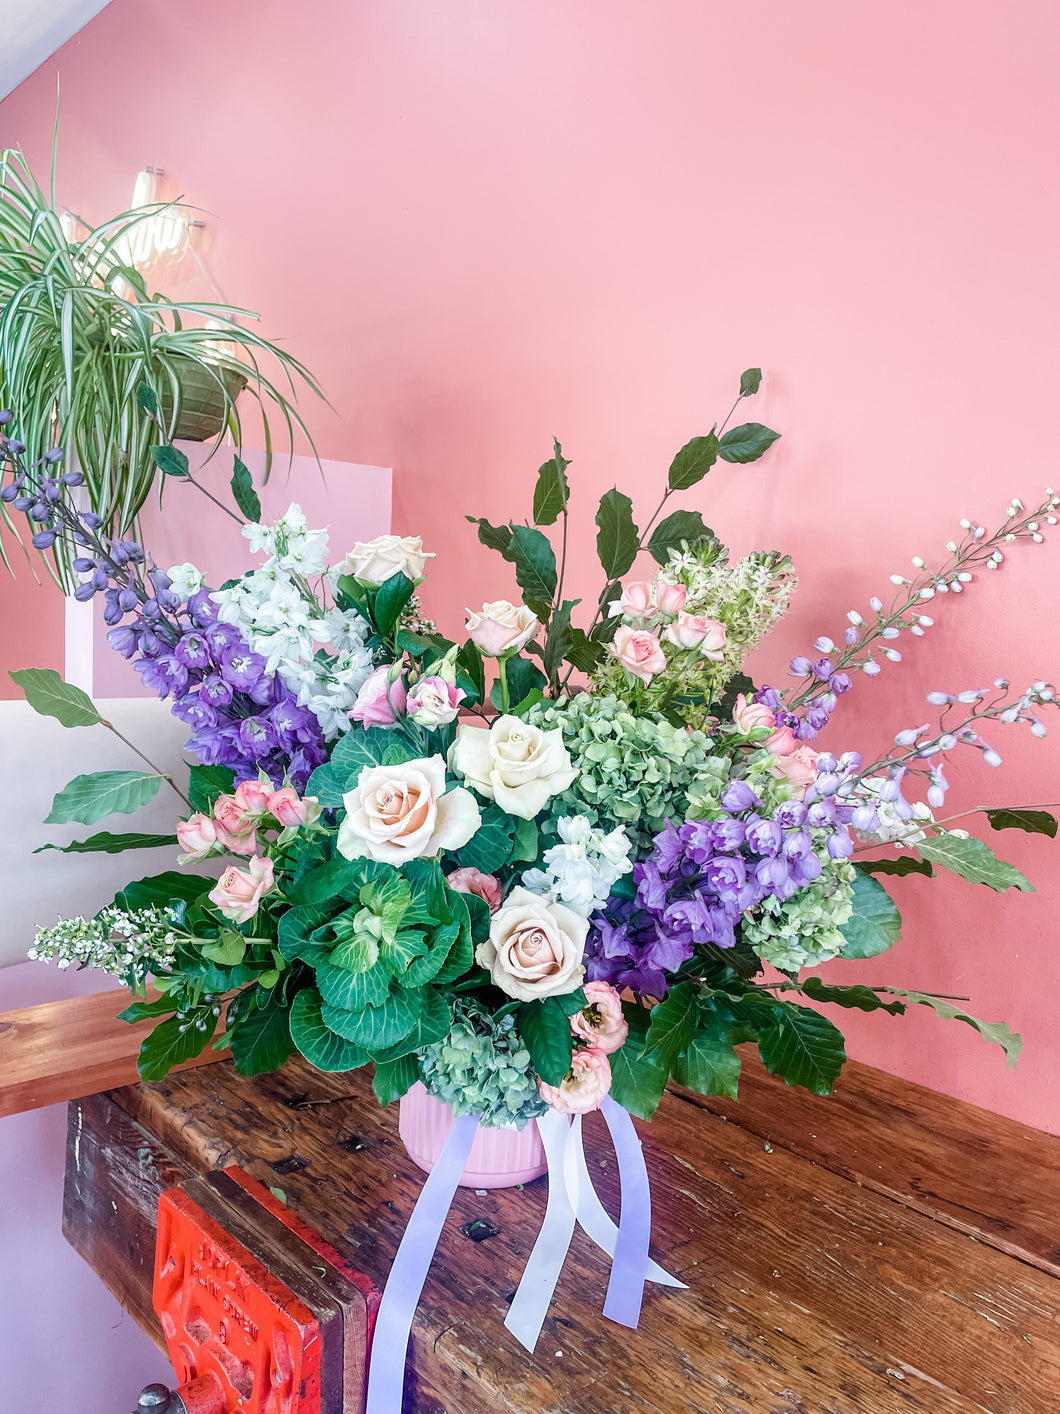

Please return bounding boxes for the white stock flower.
[167,562,204,600]
[522,815,633,916]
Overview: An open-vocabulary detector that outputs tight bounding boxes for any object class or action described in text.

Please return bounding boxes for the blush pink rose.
[464,601,539,657]
[769,744,819,797]
[477,887,587,1001]
[407,675,465,728]
[233,778,272,816]
[446,866,503,914]
[267,787,308,828]
[653,580,687,616]
[349,666,407,728]
[611,580,654,618]
[337,755,481,865]
[176,813,219,864]
[538,1047,612,1115]
[611,625,667,684]
[664,613,727,660]
[766,725,798,757]
[570,981,628,1055]
[732,693,776,735]
[212,794,259,857]
[208,856,276,924]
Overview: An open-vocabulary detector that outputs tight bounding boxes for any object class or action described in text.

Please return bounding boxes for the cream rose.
[448,714,575,820]
[464,600,539,658]
[476,886,587,1002]
[337,755,480,865]
[344,534,434,586]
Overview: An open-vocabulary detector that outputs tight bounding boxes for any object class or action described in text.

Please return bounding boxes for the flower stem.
[97,717,193,810]
[497,655,511,713]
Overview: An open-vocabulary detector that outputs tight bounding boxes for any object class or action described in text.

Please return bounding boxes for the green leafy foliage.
[230,457,261,523]
[517,997,574,1086]
[228,990,296,1077]
[800,977,906,1015]
[117,994,176,1025]
[373,572,416,637]
[187,763,236,814]
[595,488,639,581]
[985,808,1058,839]
[646,509,714,564]
[34,831,177,855]
[45,770,163,826]
[322,987,424,1053]
[10,667,101,727]
[717,422,781,463]
[885,990,1022,1066]
[543,599,578,684]
[532,439,570,525]
[506,525,557,618]
[854,855,934,879]
[756,1001,846,1095]
[643,983,697,1069]
[672,1032,742,1099]
[152,444,189,478]
[739,367,762,396]
[562,626,604,674]
[115,870,213,913]
[838,870,903,958]
[490,654,547,711]
[327,726,394,794]
[451,803,516,874]
[608,1004,668,1119]
[667,433,719,491]
[289,989,370,1072]
[916,834,1034,892]
[466,516,513,555]
[456,641,486,706]
[136,382,159,417]
[137,1009,214,1082]
[373,1054,420,1106]
[288,857,384,907]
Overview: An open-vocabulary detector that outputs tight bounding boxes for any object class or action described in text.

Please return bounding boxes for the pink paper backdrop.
[1,0,1058,1141]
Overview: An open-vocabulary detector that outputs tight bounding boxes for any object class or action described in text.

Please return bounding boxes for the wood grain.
[0,989,225,1118]
[100,1056,1060,1414]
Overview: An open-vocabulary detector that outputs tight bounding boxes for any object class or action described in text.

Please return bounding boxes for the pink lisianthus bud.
[176,812,219,864]
[538,1047,612,1114]
[664,613,727,659]
[233,778,272,816]
[208,855,276,925]
[212,794,260,857]
[732,693,776,735]
[445,866,503,914]
[765,725,798,757]
[570,981,628,1054]
[611,624,667,684]
[653,580,687,616]
[769,744,819,798]
[407,674,465,728]
[267,787,309,828]
[349,665,407,728]
[609,580,654,618]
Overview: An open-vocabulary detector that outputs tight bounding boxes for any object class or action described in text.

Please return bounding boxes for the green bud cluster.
[30,905,180,986]
[741,861,857,971]
[418,1000,548,1130]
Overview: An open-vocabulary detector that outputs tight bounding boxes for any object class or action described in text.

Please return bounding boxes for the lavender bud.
[142,597,161,620]
[1031,720,1048,739]
[5,438,25,454]
[869,597,883,612]
[814,636,835,652]
[0,484,18,503]
[827,831,854,860]
[29,502,51,521]
[102,600,123,626]
[982,747,1003,767]
[956,689,985,703]
[81,511,104,529]
[12,495,32,512]
[819,692,838,712]
[72,557,95,573]
[117,587,138,613]
[895,727,923,746]
[882,626,899,639]
[42,479,62,503]
[844,625,859,645]
[31,529,57,549]
[788,655,811,676]
[884,649,902,663]
[851,804,880,832]
[829,673,852,695]
[862,659,881,676]
[847,610,863,625]
[73,582,96,602]
[816,753,838,772]
[0,410,11,425]
[811,656,834,680]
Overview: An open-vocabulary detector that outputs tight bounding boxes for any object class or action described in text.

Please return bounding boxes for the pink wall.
[2,0,1059,1142]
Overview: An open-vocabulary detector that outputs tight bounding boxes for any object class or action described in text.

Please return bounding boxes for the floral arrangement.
[8,372,1058,1126]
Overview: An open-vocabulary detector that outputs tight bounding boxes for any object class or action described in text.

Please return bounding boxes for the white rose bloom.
[464,601,539,658]
[449,715,576,820]
[477,887,588,1002]
[344,534,434,586]
[337,755,480,865]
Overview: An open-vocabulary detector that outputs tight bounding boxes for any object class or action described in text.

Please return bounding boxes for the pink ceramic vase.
[398,1082,547,1189]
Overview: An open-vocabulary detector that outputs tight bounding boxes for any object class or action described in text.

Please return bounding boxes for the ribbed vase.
[398,1083,547,1189]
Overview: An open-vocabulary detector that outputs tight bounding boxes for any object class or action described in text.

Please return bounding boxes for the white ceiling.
[0,0,114,103]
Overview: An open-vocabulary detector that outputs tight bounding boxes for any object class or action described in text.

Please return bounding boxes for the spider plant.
[0,137,325,587]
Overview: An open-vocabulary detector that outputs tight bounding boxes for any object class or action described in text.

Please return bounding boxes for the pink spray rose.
[446,866,503,914]
[769,744,819,797]
[212,794,259,857]
[538,1047,613,1115]
[653,580,687,616]
[233,778,272,816]
[732,693,775,735]
[349,666,407,728]
[664,613,727,659]
[176,813,219,864]
[611,625,667,684]
[407,675,465,728]
[267,787,309,828]
[208,856,276,924]
[464,600,539,657]
[609,580,655,618]
[765,725,798,757]
[570,981,628,1055]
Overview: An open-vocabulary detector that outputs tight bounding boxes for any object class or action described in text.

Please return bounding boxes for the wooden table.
[64,1050,1060,1413]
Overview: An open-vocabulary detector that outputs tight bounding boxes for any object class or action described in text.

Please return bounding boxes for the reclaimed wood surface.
[83,1054,1060,1414]
[0,989,224,1118]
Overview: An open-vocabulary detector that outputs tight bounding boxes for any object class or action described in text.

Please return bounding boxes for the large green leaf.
[137,1010,214,1083]
[152,444,189,478]
[517,996,574,1086]
[916,833,1034,892]
[608,1005,668,1119]
[801,977,906,1015]
[228,991,295,1077]
[507,525,557,617]
[304,763,345,809]
[290,989,370,1072]
[34,831,177,855]
[672,1031,742,1099]
[838,871,903,958]
[885,990,1022,1067]
[288,857,386,906]
[543,599,577,684]
[46,770,164,826]
[371,989,452,1061]
[230,456,261,523]
[321,989,421,1051]
[667,433,719,491]
[563,626,605,674]
[717,422,781,463]
[316,958,392,1011]
[646,509,715,564]
[187,764,236,814]
[373,571,416,636]
[643,983,698,1070]
[328,726,394,790]
[595,488,639,581]
[10,667,101,727]
[739,367,762,396]
[532,440,570,525]
[466,516,513,555]
[853,855,934,879]
[985,808,1058,839]
[373,1054,420,1106]
[115,870,213,913]
[451,804,515,874]
[756,1002,846,1095]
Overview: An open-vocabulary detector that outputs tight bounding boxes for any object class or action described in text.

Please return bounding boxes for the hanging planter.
[159,358,249,443]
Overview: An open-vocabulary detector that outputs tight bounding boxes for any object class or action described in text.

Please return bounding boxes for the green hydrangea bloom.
[418,1000,548,1130]
[741,861,857,971]
[527,694,720,847]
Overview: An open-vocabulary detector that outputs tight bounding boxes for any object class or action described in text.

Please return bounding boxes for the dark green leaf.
[371,989,451,1060]
[517,997,574,1086]
[643,983,697,1069]
[230,457,261,523]
[507,525,557,616]
[187,764,236,814]
[646,509,715,565]
[757,1002,846,1095]
[553,987,587,1017]
[608,1007,668,1119]
[854,856,934,879]
[466,516,513,555]
[884,990,1022,1066]
[152,444,189,478]
[916,834,1034,892]
[290,989,370,1072]
[451,804,515,874]
[490,654,546,711]
[316,958,392,1011]
[329,727,394,790]
[543,599,578,684]
[228,991,295,1077]
[115,870,213,913]
[739,367,762,397]
[137,1010,214,1083]
[288,858,382,906]
[667,433,719,491]
[373,1053,420,1105]
[838,871,903,958]
[532,439,571,525]
[304,763,345,809]
[10,667,101,727]
[35,831,177,855]
[672,1033,742,1099]
[985,808,1058,839]
[136,382,159,417]
[373,572,416,637]
[595,489,639,580]
[321,989,421,1052]
[717,422,781,464]
[508,816,539,864]
[46,770,163,826]
[456,641,486,706]
[801,977,906,1015]
[564,626,604,674]
[117,994,176,1024]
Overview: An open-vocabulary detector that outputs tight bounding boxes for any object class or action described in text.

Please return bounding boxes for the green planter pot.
[160,359,248,442]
